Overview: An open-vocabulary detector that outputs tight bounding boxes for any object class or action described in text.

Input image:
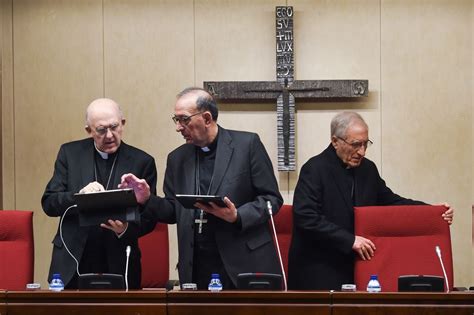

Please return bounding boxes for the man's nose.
[105,128,114,138]
[357,145,367,156]
[175,123,184,132]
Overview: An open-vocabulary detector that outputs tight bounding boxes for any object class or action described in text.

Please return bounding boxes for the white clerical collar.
[200,130,219,153]
[94,142,109,159]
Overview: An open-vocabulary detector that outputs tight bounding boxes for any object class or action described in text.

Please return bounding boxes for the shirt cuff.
[116,223,129,238]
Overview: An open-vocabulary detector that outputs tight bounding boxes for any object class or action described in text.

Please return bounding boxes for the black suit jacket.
[144,126,283,286]
[41,138,157,288]
[288,144,423,290]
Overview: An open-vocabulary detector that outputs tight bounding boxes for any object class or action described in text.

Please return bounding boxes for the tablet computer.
[175,194,226,209]
[74,188,139,226]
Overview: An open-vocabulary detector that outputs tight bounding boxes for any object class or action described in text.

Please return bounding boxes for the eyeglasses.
[171,111,203,125]
[337,136,373,151]
[94,122,121,136]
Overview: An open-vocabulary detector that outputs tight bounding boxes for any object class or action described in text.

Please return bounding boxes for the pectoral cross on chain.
[194,210,208,234]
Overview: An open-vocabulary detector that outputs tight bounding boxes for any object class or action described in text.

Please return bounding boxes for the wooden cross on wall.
[204,6,368,171]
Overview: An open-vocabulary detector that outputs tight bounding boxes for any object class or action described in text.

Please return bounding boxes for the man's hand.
[79,181,105,194]
[196,197,238,223]
[436,202,454,225]
[353,235,376,260]
[101,219,128,235]
[119,173,151,205]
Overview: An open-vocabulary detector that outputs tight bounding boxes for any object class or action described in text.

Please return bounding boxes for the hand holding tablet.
[74,188,139,226]
[175,194,226,209]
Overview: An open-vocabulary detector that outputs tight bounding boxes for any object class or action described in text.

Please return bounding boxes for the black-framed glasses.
[337,136,373,151]
[95,122,121,136]
[171,111,203,125]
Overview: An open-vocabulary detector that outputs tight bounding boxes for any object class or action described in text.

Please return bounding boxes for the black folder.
[175,194,226,209]
[74,188,139,226]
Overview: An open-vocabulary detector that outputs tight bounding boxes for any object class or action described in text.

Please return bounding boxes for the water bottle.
[208,273,223,292]
[49,273,65,292]
[366,274,381,292]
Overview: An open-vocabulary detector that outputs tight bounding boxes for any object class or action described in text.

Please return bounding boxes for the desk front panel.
[0,291,6,315]
[167,291,331,315]
[5,290,166,315]
[3,289,474,315]
[332,291,474,315]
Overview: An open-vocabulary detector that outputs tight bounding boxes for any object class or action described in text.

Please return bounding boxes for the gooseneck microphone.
[267,201,288,291]
[435,245,449,293]
[125,245,131,291]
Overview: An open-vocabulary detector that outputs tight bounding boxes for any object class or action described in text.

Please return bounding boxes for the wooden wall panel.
[103,0,195,284]
[0,0,4,208]
[1,0,14,209]
[381,0,472,286]
[194,0,283,199]
[12,0,103,287]
[291,0,381,203]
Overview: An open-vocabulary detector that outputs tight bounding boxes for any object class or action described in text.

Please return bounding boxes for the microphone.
[125,245,131,291]
[435,245,449,293]
[267,201,288,291]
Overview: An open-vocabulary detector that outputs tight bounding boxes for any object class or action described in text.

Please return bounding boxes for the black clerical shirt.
[192,133,235,290]
[78,148,119,275]
[338,158,356,206]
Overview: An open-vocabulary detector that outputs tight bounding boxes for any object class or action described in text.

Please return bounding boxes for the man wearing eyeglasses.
[42,98,157,289]
[121,87,283,290]
[288,111,454,290]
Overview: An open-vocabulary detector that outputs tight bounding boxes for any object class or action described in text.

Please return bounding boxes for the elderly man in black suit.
[288,111,454,290]
[121,87,283,290]
[42,98,157,289]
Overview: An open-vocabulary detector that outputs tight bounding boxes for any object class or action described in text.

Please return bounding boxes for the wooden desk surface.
[1,289,473,315]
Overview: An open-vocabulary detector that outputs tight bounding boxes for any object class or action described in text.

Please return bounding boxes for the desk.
[167,291,331,315]
[4,290,166,315]
[332,291,474,315]
[1,290,473,315]
[0,291,6,315]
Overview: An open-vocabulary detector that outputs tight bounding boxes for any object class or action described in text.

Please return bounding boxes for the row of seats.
[0,205,453,291]
[0,210,171,290]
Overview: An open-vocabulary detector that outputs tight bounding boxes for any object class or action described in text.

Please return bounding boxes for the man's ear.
[331,136,339,149]
[202,112,213,126]
[121,118,126,127]
[85,125,92,134]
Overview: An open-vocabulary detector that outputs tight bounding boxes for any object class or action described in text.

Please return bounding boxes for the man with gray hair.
[288,111,454,290]
[42,98,157,289]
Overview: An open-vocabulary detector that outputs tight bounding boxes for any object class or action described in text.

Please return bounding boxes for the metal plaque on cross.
[204,6,368,171]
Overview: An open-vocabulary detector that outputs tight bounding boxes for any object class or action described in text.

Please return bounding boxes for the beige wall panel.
[194,0,287,200]
[103,0,195,284]
[0,1,2,207]
[13,0,103,287]
[471,0,473,285]
[292,0,381,204]
[381,0,472,287]
[2,0,15,209]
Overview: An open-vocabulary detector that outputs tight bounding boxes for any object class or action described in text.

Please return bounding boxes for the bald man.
[42,98,157,289]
